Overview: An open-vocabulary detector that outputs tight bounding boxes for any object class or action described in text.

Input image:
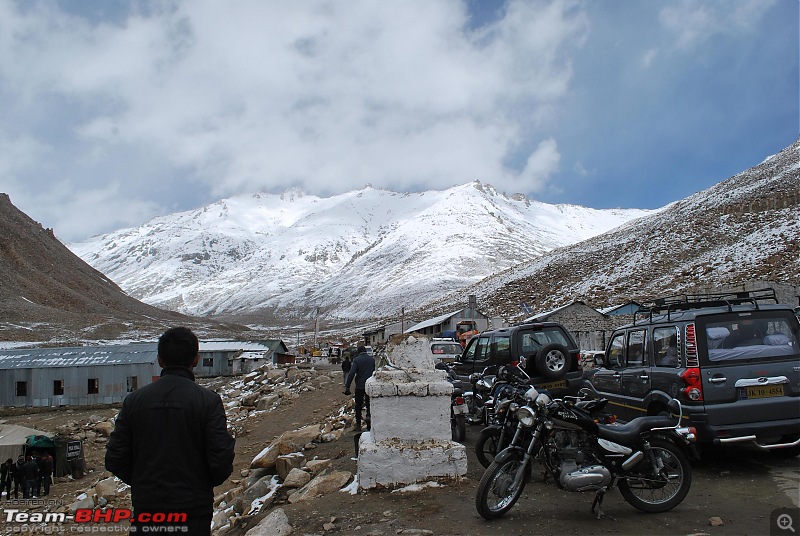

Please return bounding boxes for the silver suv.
[583,289,800,456]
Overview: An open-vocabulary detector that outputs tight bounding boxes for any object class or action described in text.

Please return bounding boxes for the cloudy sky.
[1,0,797,243]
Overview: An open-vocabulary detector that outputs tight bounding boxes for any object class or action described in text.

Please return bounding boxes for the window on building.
[15,381,27,396]
[88,378,99,394]
[53,380,64,395]
[127,376,138,392]
[203,357,214,367]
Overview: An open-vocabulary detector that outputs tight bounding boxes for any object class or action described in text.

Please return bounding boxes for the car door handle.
[708,377,727,384]
[639,374,649,380]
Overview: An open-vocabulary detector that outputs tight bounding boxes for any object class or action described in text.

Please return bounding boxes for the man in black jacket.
[344,345,376,432]
[106,327,235,535]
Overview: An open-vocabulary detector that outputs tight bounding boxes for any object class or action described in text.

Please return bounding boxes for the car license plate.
[742,384,785,399]
[452,404,468,414]
[537,380,567,391]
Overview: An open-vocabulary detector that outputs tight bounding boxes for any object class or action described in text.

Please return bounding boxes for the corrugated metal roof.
[0,340,289,370]
[404,310,463,333]
[0,343,158,370]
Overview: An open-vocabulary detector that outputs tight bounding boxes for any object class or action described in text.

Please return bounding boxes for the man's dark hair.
[357,345,367,354]
[158,327,199,367]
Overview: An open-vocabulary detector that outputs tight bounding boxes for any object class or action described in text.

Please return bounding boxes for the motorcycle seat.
[596,416,676,444]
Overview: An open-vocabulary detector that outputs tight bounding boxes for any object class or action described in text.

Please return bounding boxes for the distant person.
[12,457,24,499]
[105,327,235,535]
[21,456,38,499]
[40,454,53,496]
[0,458,13,501]
[344,345,376,432]
[341,354,352,387]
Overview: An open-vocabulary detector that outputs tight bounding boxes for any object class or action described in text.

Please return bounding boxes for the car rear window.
[520,327,571,350]
[431,343,462,355]
[699,311,800,363]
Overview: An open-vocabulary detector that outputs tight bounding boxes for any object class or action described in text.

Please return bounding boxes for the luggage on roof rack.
[635,288,779,323]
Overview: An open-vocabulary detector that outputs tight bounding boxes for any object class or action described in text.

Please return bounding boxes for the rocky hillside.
[443,138,800,321]
[0,194,243,344]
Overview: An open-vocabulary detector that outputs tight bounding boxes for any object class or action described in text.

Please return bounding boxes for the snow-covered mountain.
[450,139,800,323]
[69,182,652,321]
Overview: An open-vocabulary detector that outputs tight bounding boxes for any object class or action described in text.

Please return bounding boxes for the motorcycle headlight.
[516,406,536,427]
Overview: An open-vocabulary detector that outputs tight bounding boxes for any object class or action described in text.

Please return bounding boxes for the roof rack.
[635,288,779,323]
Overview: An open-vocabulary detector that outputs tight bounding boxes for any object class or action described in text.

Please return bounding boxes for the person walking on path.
[341,354,352,387]
[344,345,376,432]
[106,327,235,536]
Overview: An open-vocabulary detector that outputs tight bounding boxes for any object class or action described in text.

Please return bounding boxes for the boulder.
[282,468,311,488]
[276,453,306,480]
[244,508,292,536]
[94,421,114,437]
[94,477,119,499]
[287,471,352,504]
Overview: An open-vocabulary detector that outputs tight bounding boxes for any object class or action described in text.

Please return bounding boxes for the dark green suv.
[452,322,583,392]
[583,289,800,456]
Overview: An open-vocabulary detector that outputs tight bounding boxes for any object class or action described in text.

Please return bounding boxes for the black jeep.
[582,288,800,456]
[452,322,583,393]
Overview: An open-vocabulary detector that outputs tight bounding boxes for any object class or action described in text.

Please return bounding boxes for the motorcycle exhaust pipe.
[621,451,644,471]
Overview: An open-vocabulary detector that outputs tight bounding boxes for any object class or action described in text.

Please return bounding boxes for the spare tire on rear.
[533,343,570,380]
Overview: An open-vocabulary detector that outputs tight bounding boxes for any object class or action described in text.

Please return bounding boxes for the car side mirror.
[593,354,606,367]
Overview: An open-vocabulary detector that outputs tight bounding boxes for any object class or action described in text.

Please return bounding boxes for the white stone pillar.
[357,334,467,489]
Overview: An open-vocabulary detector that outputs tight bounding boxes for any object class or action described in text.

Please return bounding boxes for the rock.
[288,471,352,504]
[256,395,280,410]
[244,507,292,536]
[709,517,725,527]
[252,425,322,468]
[68,496,95,512]
[95,477,119,499]
[94,421,114,437]
[242,392,260,407]
[266,370,287,383]
[282,468,311,488]
[243,475,278,504]
[305,459,332,475]
[276,453,306,480]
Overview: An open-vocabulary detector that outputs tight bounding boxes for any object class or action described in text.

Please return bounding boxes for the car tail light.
[685,323,699,367]
[454,396,465,405]
[680,367,703,401]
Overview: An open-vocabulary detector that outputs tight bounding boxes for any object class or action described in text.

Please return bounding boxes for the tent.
[0,425,84,478]
[0,424,49,464]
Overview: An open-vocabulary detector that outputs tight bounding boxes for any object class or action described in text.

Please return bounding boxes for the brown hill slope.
[0,194,241,343]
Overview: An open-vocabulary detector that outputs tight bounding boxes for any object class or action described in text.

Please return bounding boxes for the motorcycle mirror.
[524,386,539,401]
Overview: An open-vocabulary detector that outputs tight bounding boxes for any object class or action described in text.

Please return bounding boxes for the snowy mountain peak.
[69,183,653,322]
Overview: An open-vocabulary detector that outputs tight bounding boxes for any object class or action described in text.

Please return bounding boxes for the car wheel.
[533,343,570,380]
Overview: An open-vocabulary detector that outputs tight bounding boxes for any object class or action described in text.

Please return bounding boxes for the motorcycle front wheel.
[618,438,692,513]
[475,454,528,519]
[475,428,501,468]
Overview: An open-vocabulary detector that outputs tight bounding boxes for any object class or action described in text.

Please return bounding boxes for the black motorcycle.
[436,361,467,442]
[475,386,696,520]
[475,385,617,467]
[463,366,498,425]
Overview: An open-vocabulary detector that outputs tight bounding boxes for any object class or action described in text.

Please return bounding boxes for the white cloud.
[0,0,591,240]
[659,0,776,49]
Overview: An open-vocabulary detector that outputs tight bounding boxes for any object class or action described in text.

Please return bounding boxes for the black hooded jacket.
[105,367,235,513]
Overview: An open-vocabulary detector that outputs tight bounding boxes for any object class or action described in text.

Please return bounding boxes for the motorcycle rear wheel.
[452,414,466,442]
[618,438,692,513]
[475,455,528,519]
